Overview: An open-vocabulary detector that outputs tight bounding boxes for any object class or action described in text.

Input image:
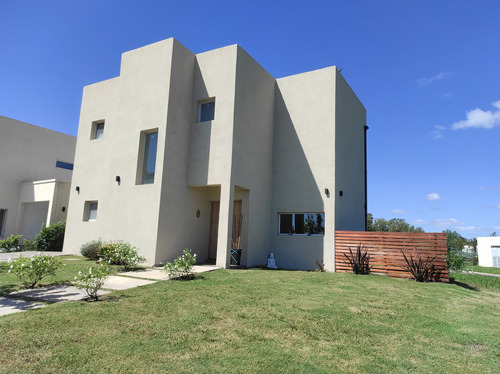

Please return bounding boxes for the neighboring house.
[477,236,500,268]
[63,38,367,271]
[0,116,76,241]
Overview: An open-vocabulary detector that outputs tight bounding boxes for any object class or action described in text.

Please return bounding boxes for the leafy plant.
[99,241,145,271]
[8,254,62,288]
[74,264,110,301]
[80,240,102,260]
[0,235,22,252]
[402,250,442,282]
[446,250,467,271]
[344,245,372,274]
[163,249,197,279]
[30,221,66,251]
[22,238,36,251]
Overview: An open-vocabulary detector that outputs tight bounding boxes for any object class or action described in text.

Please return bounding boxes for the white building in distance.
[63,38,367,271]
[0,116,76,241]
[477,236,500,268]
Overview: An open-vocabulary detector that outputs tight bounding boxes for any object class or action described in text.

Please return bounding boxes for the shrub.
[99,241,145,271]
[402,250,442,282]
[8,253,62,288]
[80,240,102,260]
[30,221,66,252]
[74,264,110,301]
[344,245,372,275]
[0,235,22,252]
[23,238,36,251]
[447,250,466,271]
[163,249,197,279]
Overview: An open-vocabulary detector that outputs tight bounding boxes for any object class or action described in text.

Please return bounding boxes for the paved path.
[1,266,220,317]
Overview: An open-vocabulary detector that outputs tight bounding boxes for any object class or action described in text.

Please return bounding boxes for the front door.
[208,200,243,260]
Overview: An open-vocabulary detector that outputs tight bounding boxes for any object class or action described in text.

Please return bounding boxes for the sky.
[1,0,499,239]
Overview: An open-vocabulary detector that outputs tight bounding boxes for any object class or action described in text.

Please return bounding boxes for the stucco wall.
[63,39,176,263]
[477,236,500,267]
[271,68,337,271]
[0,116,75,238]
[334,70,367,231]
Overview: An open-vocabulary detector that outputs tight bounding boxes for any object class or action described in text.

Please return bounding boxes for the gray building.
[63,38,366,271]
[0,116,76,241]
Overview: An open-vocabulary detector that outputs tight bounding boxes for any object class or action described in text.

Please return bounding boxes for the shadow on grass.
[449,278,479,291]
[169,274,205,282]
[103,294,134,302]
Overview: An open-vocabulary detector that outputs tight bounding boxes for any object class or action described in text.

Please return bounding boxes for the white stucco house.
[0,116,76,241]
[477,236,500,268]
[62,38,367,271]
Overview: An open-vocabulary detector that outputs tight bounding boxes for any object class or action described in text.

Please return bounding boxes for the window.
[279,213,325,236]
[91,120,105,140]
[137,130,158,184]
[198,100,215,122]
[0,209,7,237]
[84,201,98,222]
[56,161,74,170]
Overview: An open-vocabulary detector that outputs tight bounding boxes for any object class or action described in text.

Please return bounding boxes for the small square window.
[91,121,105,140]
[84,201,98,222]
[198,100,215,122]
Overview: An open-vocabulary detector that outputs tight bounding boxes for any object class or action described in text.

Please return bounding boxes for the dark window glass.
[56,161,74,170]
[142,132,158,184]
[199,102,215,122]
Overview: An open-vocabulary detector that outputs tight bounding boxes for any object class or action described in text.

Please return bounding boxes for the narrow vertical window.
[198,100,215,122]
[141,131,158,184]
[0,209,7,237]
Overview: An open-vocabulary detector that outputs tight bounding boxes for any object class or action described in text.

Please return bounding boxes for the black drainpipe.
[364,125,369,231]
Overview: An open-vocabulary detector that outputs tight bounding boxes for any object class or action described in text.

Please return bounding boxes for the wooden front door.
[208,200,243,260]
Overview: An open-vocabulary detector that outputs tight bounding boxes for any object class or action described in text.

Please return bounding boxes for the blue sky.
[1,0,499,238]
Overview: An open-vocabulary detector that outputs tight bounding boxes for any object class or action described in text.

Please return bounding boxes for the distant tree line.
[367,213,424,233]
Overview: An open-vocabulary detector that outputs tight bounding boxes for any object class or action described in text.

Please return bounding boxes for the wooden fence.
[335,231,449,281]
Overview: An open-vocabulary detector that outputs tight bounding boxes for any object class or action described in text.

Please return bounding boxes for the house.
[62,38,367,271]
[0,116,76,241]
[477,236,500,268]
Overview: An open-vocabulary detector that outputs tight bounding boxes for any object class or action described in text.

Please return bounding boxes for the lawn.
[0,264,499,373]
[470,265,500,276]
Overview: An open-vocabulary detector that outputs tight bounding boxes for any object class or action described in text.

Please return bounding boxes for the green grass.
[470,265,500,275]
[451,273,500,291]
[1,268,499,373]
[0,256,124,297]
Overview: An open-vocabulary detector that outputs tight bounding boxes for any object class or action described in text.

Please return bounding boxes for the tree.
[443,230,466,252]
[367,214,424,233]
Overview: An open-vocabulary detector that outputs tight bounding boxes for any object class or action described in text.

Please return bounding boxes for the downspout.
[364,125,369,231]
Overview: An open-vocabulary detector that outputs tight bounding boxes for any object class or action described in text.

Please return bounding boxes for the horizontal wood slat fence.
[335,231,449,282]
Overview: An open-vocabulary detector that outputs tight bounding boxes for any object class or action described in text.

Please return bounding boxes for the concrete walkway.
[1,265,220,317]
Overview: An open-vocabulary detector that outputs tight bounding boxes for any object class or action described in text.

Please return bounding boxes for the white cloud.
[497,204,500,209]
[417,72,448,86]
[451,100,500,130]
[432,218,462,228]
[430,125,446,139]
[392,209,406,214]
[443,92,454,99]
[426,192,442,201]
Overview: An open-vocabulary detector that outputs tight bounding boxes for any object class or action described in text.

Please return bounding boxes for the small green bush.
[74,264,110,301]
[99,241,145,271]
[447,250,466,271]
[8,254,62,288]
[163,249,197,279]
[30,221,66,252]
[80,240,102,260]
[0,235,22,252]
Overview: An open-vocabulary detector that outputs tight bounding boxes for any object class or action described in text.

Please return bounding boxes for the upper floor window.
[137,129,158,185]
[91,120,105,140]
[279,213,325,236]
[198,100,215,122]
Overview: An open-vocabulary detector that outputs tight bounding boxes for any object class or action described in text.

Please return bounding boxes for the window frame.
[83,201,98,222]
[91,120,105,140]
[197,98,215,123]
[136,128,159,185]
[278,212,325,236]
